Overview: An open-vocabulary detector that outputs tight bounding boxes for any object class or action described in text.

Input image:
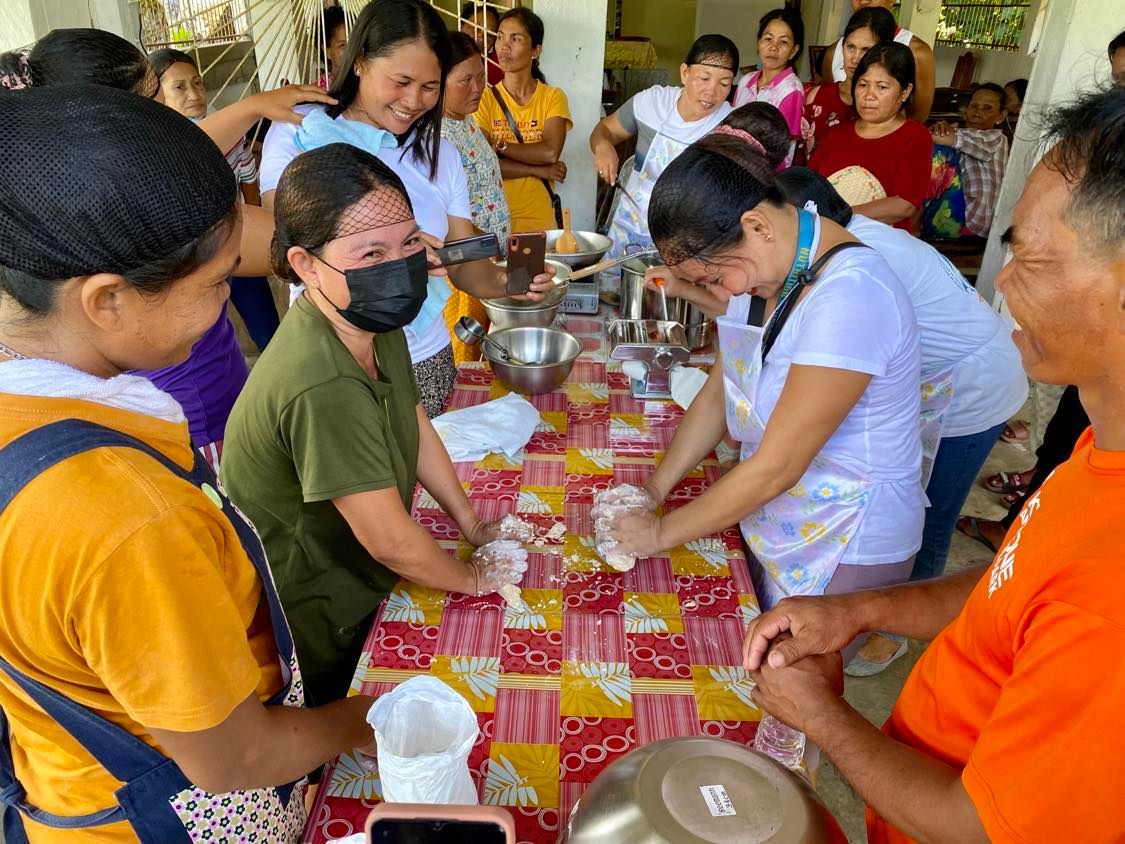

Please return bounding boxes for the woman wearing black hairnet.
[221,143,530,707]
[0,85,370,842]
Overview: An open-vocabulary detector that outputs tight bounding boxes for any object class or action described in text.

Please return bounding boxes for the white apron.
[919,366,955,489]
[604,129,687,274]
[718,245,877,609]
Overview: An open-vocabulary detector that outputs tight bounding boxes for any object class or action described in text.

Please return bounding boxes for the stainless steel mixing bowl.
[483,259,572,330]
[544,229,614,269]
[481,327,582,395]
[566,737,846,844]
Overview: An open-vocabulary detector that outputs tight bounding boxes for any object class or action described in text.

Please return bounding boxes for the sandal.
[956,516,1000,554]
[982,469,1033,495]
[1000,421,1030,444]
[1000,489,1027,507]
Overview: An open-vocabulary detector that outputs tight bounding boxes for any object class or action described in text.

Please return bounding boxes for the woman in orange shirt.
[0,86,371,843]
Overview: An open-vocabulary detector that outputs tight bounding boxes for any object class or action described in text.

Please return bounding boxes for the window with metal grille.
[137,0,252,50]
[935,1,1031,52]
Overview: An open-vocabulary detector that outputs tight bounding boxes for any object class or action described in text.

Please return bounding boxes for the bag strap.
[491,84,525,144]
[491,85,561,220]
[757,241,870,361]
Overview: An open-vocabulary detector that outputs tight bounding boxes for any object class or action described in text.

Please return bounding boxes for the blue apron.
[0,419,307,843]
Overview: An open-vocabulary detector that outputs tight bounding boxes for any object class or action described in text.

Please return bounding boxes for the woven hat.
[826,166,887,205]
[0,84,237,279]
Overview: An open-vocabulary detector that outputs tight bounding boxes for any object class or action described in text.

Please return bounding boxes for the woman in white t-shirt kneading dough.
[260,0,554,417]
[603,135,925,635]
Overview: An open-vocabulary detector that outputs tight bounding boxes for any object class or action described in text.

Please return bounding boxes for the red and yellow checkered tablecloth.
[302,315,762,844]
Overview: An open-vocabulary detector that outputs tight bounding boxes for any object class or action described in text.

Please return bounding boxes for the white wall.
[694,0,775,69]
[932,44,1034,87]
[977,0,1121,302]
[537,0,609,231]
[0,0,36,52]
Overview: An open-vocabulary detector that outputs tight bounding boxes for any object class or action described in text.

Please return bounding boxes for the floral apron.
[0,419,308,843]
[604,130,687,288]
[717,243,877,609]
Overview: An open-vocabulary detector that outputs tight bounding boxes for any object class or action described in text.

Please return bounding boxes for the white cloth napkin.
[432,391,541,462]
[670,365,709,410]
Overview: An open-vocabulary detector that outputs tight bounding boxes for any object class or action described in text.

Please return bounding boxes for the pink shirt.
[732,66,804,167]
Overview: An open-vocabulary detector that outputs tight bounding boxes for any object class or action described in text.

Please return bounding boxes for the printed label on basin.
[699,784,736,817]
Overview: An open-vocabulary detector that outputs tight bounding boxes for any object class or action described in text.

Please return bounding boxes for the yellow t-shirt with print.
[475,82,572,232]
[0,394,285,842]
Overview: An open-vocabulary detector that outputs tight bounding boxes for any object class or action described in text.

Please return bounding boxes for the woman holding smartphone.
[260,0,553,417]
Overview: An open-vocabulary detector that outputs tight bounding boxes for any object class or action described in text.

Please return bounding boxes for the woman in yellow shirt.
[0,86,371,842]
[475,7,573,232]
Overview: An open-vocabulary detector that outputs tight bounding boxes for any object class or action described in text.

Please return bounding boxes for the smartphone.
[505,231,546,296]
[435,234,501,267]
[365,804,514,844]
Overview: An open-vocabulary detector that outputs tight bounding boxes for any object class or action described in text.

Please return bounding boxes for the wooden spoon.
[555,207,579,254]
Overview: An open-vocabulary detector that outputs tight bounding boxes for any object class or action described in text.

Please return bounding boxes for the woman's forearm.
[658,440,796,549]
[197,99,263,158]
[235,205,275,277]
[500,140,560,165]
[415,407,477,532]
[853,196,916,225]
[334,489,477,594]
[646,363,728,501]
[498,159,551,180]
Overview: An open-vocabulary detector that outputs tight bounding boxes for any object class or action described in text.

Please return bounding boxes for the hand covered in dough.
[470,539,529,596]
[591,484,657,571]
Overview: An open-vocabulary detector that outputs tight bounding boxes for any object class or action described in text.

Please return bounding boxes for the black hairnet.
[0,84,237,280]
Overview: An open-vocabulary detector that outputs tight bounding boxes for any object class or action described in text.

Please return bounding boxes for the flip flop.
[956,516,1000,554]
[845,636,909,677]
[1000,421,1030,444]
[982,470,1032,495]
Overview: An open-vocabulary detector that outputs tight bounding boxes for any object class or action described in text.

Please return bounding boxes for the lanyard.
[745,208,818,328]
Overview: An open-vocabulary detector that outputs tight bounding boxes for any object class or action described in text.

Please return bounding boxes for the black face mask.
[316,249,430,334]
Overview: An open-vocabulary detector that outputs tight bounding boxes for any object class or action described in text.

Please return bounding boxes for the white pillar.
[0,0,36,52]
[535,0,609,231]
[976,0,1116,303]
[898,0,940,46]
[20,0,134,39]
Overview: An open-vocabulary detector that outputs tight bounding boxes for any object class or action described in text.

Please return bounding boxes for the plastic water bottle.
[753,715,806,770]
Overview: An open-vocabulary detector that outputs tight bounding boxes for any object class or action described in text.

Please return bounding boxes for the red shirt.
[801,82,856,164]
[809,119,932,230]
[867,428,1125,842]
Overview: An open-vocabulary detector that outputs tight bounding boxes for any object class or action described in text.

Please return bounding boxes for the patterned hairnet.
[0,84,237,279]
[649,134,780,266]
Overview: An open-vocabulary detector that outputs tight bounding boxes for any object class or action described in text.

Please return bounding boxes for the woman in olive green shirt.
[222,144,527,706]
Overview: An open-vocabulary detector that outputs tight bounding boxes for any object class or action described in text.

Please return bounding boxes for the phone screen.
[370,819,507,844]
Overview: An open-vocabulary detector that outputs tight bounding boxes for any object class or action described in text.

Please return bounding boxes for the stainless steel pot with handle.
[619,254,714,350]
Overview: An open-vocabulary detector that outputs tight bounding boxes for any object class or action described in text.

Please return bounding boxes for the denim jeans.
[229,275,279,351]
[910,421,1006,581]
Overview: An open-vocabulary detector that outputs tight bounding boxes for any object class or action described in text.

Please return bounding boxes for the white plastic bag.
[366,675,480,804]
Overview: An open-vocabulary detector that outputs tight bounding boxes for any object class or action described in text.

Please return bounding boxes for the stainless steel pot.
[482,259,571,331]
[619,255,714,350]
[566,737,845,844]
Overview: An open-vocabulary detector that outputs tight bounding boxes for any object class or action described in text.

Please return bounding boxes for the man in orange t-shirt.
[740,84,1125,843]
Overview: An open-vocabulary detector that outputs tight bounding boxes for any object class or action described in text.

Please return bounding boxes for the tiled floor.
[814,433,1033,842]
